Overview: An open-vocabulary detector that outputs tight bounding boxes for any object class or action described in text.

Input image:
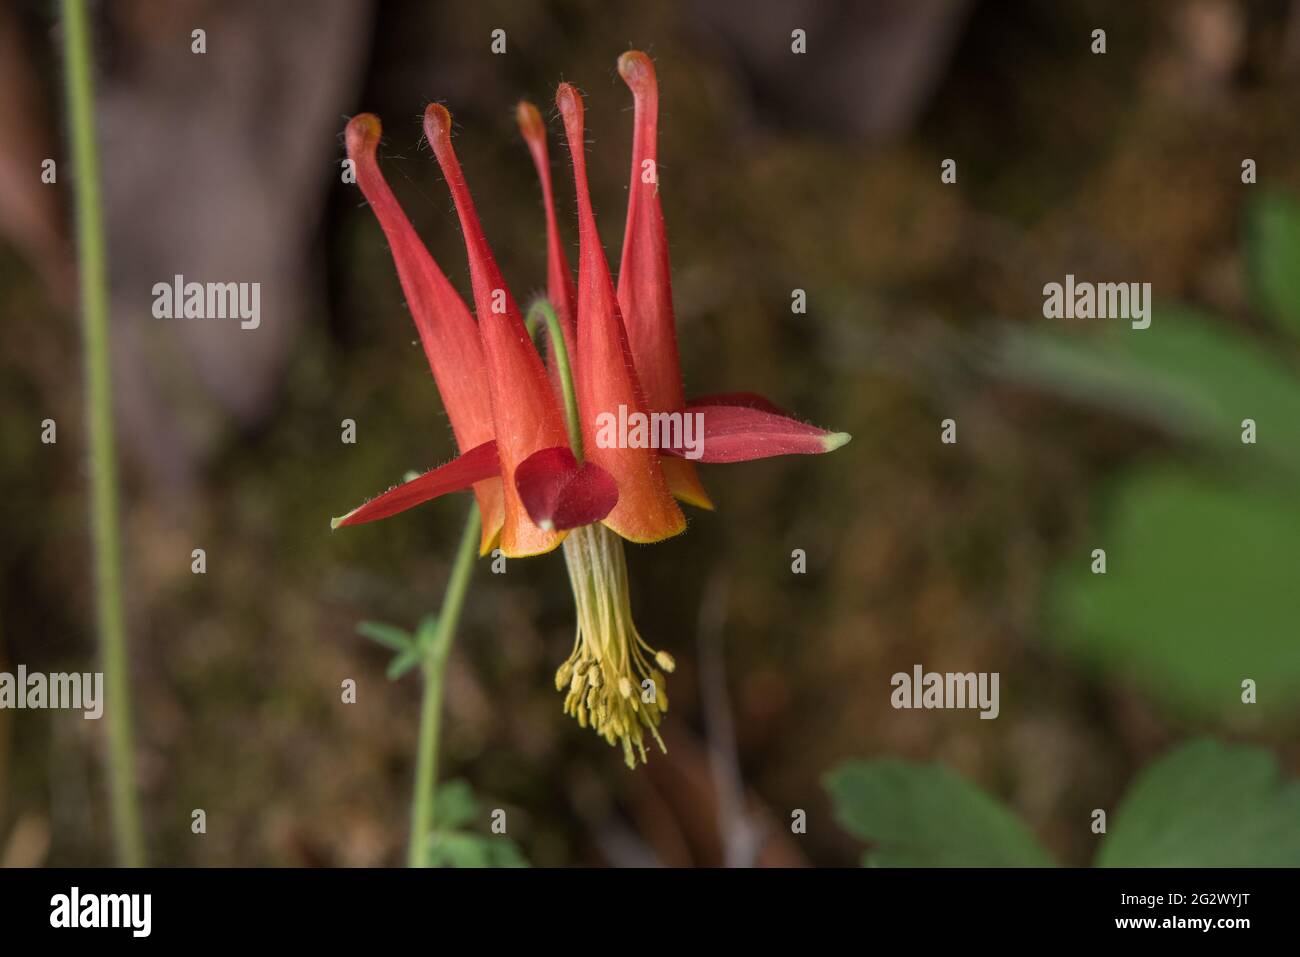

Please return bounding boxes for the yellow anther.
[555,661,573,691]
[556,524,675,768]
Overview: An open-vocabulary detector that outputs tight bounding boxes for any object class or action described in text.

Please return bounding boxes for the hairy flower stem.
[409,504,481,867]
[61,0,145,867]
[409,300,563,863]
[526,300,583,459]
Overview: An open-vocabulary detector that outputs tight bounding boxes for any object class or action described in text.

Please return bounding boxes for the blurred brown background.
[2,0,1298,867]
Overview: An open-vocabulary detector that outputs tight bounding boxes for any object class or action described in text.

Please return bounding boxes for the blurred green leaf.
[415,613,438,643]
[996,309,1300,476]
[428,831,529,868]
[1098,738,1300,867]
[428,832,492,868]
[385,646,423,680]
[1246,192,1300,338]
[827,739,1299,868]
[357,617,442,680]
[424,780,529,868]
[485,837,529,868]
[824,759,1055,867]
[433,778,480,831]
[1048,467,1300,714]
[356,620,413,653]
[414,613,446,659]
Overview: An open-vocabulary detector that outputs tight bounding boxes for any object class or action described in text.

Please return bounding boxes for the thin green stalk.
[408,505,481,867]
[408,299,572,864]
[526,300,583,460]
[61,0,144,867]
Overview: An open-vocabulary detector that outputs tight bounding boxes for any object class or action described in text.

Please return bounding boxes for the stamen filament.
[558,523,673,767]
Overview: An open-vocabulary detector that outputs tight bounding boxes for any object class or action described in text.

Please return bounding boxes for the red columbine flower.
[334,52,850,766]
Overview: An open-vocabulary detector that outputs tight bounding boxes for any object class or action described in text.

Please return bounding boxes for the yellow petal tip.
[675,489,716,511]
[823,431,852,453]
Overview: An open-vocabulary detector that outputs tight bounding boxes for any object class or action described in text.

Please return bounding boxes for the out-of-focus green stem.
[61,0,144,868]
[526,300,583,461]
[409,299,565,865]
[408,505,481,867]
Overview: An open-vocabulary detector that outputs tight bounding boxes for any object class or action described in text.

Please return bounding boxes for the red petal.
[659,457,714,510]
[425,104,570,558]
[556,83,685,544]
[515,447,619,532]
[615,52,686,416]
[615,52,710,511]
[667,402,852,464]
[686,391,793,416]
[516,101,578,389]
[345,114,504,551]
[332,441,501,529]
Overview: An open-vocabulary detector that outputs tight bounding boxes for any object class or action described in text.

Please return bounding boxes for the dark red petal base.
[515,446,619,532]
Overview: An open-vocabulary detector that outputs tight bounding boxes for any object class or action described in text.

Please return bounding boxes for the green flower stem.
[408,504,481,867]
[526,300,583,461]
[61,0,145,868]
